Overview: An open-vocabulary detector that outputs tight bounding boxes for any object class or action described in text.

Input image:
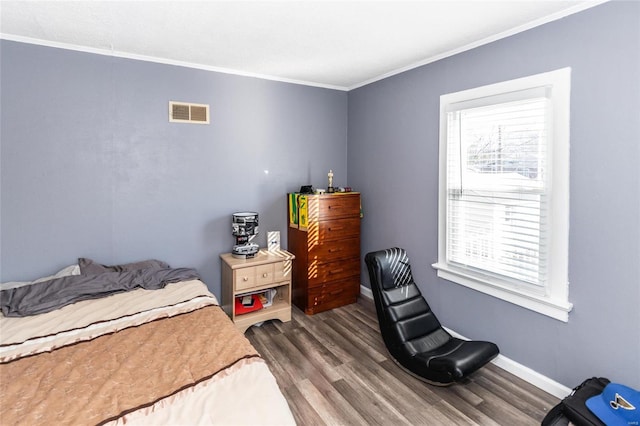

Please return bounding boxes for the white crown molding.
[0,33,349,92]
[348,0,609,90]
[359,285,572,399]
[1,1,607,93]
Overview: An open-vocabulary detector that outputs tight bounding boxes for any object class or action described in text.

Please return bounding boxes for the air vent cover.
[169,101,210,124]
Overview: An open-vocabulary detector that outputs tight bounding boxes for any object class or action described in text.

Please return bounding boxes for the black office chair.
[365,247,499,385]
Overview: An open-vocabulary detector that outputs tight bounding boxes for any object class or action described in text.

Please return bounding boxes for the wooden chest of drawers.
[287,192,361,314]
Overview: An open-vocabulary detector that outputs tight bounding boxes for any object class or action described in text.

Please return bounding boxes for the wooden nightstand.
[220,249,294,333]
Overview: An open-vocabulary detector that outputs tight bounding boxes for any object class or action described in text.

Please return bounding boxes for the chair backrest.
[367,246,415,290]
[365,247,450,357]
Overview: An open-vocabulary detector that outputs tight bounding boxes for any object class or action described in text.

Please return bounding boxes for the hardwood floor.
[245,298,559,425]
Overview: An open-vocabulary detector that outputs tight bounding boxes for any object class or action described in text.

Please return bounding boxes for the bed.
[0,259,296,425]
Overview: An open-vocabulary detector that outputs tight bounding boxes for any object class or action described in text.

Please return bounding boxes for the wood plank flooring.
[245,298,559,425]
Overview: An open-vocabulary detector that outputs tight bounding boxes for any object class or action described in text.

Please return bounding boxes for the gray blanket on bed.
[0,266,201,317]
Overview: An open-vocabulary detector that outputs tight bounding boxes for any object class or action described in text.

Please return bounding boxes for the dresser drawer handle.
[262,273,268,278]
[243,277,249,281]
[328,248,341,253]
[328,226,343,231]
[329,268,344,274]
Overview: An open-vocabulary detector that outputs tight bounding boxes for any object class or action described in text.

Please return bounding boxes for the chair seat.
[365,247,499,385]
[413,339,499,381]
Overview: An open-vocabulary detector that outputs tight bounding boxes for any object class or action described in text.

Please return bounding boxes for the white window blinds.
[445,93,550,289]
[435,68,572,321]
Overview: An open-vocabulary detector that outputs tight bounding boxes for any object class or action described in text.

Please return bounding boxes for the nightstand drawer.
[235,264,277,290]
[274,259,291,282]
[234,267,257,291]
[256,263,274,286]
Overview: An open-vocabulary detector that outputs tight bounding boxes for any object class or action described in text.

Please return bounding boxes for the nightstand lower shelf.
[233,298,291,332]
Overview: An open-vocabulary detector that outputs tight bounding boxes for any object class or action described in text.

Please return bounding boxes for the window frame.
[432,68,573,322]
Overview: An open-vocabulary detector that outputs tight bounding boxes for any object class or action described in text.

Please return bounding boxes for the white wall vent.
[169,101,210,124]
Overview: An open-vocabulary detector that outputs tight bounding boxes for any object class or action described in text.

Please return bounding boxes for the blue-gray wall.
[1,1,638,391]
[348,1,639,388]
[0,41,348,297]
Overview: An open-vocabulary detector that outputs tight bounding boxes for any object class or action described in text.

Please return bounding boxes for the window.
[433,68,573,322]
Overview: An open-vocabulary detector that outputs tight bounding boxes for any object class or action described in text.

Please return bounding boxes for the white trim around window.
[433,68,573,322]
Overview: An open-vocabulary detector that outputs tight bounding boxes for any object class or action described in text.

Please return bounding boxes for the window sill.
[432,263,573,322]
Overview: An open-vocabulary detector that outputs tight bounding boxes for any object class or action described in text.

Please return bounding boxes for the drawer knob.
[243,277,249,281]
[263,273,268,278]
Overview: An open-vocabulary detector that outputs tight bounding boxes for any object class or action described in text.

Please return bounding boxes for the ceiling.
[0,1,605,90]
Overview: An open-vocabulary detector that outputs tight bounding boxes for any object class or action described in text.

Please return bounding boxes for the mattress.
[0,277,295,425]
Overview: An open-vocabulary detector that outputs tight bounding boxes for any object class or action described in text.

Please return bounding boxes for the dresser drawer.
[308,257,360,288]
[309,194,360,220]
[315,217,360,241]
[308,236,360,261]
[307,279,360,310]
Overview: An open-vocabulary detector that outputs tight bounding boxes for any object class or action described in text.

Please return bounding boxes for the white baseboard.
[360,284,373,300]
[359,284,572,399]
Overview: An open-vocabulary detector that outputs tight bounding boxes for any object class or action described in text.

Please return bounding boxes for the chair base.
[388,355,456,387]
